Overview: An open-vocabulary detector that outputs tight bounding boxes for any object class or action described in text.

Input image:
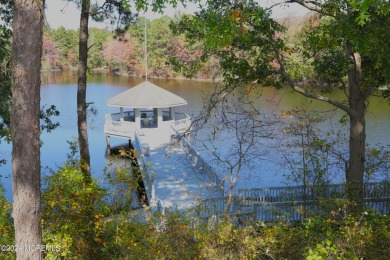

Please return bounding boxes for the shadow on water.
[107,143,149,208]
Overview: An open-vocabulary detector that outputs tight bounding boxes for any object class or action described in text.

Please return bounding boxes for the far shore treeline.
[42,15,304,80]
[42,16,218,79]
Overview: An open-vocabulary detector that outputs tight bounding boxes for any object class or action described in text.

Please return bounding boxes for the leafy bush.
[2,159,385,259]
[0,184,14,260]
[305,210,390,259]
[42,163,110,259]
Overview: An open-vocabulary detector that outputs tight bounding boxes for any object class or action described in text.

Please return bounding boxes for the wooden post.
[106,135,111,155]
[106,135,111,147]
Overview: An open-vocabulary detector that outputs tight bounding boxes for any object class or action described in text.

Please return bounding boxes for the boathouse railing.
[105,111,191,139]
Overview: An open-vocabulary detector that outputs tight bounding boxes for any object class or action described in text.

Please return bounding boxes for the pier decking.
[134,131,223,211]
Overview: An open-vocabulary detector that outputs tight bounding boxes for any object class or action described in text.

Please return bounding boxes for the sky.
[45,0,310,30]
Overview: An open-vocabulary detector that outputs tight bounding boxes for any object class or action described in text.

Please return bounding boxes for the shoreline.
[41,67,222,83]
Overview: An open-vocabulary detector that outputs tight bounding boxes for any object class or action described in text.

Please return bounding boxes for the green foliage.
[42,14,219,79]
[299,0,390,91]
[304,210,390,259]
[365,145,390,181]
[102,33,142,74]
[0,1,60,152]
[96,207,390,259]
[88,28,112,69]
[148,16,175,77]
[40,105,60,133]
[51,27,79,67]
[175,0,390,90]
[0,3,12,143]
[174,0,286,86]
[0,184,14,260]
[197,221,267,259]
[284,53,315,82]
[42,163,110,259]
[89,0,137,35]
[0,156,383,259]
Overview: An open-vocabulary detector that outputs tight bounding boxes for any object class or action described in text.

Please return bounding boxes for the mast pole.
[144,16,148,81]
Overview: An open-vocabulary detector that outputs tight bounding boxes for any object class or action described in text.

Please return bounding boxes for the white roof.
[107,81,188,108]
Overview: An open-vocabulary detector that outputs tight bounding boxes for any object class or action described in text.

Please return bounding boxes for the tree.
[102,33,141,74]
[51,26,79,67]
[148,16,174,77]
[127,16,175,77]
[70,0,137,178]
[175,0,390,211]
[77,0,92,177]
[88,28,111,68]
[1,0,59,152]
[11,0,44,258]
[42,34,62,69]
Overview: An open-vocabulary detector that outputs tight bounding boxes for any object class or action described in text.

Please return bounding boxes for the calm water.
[0,71,389,201]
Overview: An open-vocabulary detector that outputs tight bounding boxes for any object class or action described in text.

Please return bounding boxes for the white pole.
[144,17,148,81]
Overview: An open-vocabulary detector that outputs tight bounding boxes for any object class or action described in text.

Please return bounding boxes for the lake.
[0,71,389,201]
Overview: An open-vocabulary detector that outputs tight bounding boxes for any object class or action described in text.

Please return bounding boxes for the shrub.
[39,160,390,259]
[42,163,110,259]
[0,184,14,260]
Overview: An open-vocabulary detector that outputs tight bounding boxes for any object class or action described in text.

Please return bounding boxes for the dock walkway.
[134,129,222,212]
[131,130,390,223]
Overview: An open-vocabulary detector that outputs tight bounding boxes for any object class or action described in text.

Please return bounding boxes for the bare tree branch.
[286,0,323,12]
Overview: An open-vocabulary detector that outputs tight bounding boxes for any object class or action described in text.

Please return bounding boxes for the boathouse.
[104,81,191,150]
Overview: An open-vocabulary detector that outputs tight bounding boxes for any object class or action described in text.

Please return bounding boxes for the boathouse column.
[120,107,124,119]
[134,108,141,130]
[153,108,158,126]
[169,107,175,121]
[157,108,163,126]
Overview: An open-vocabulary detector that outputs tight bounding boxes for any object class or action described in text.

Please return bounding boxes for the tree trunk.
[77,1,96,258]
[77,0,91,177]
[347,110,365,210]
[346,50,365,211]
[224,178,235,219]
[11,0,43,259]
